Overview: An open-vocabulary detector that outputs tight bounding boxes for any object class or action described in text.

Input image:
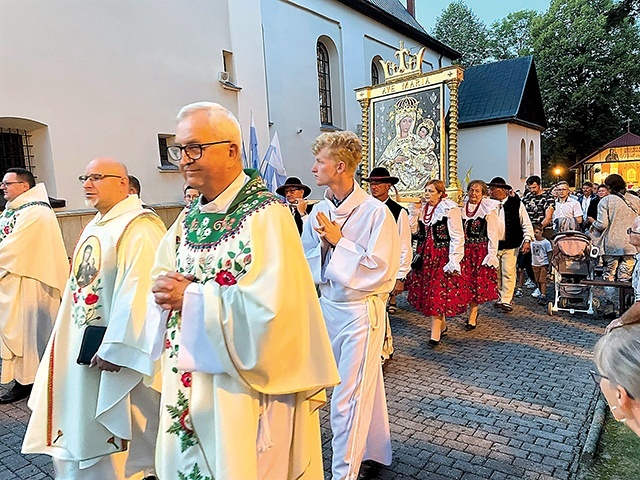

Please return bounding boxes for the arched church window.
[317,41,333,126]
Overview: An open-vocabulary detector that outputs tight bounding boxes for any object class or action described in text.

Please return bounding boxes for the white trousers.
[321,296,392,480]
[53,382,159,480]
[497,248,519,304]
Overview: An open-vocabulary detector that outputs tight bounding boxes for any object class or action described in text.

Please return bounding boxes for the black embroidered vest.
[418,218,451,248]
[384,197,406,223]
[498,196,524,250]
[464,216,488,244]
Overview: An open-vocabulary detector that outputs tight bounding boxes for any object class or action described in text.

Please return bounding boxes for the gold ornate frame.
[356,42,464,200]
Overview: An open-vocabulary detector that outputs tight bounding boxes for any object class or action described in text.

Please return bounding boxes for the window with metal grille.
[371,61,380,86]
[317,42,333,126]
[0,129,33,179]
[158,134,178,171]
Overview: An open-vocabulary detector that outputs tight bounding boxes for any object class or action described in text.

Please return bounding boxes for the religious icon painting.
[74,236,101,288]
[370,85,445,197]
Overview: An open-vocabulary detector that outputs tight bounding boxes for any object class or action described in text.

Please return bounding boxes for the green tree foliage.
[431,0,489,67]
[488,10,539,60]
[531,0,640,166]
[606,0,640,26]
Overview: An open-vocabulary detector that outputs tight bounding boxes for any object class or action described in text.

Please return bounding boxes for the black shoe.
[428,338,440,347]
[441,326,448,336]
[465,322,477,330]
[358,460,382,479]
[497,302,513,312]
[0,382,32,404]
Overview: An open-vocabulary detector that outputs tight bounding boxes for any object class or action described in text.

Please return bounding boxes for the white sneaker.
[524,279,536,289]
[531,288,541,298]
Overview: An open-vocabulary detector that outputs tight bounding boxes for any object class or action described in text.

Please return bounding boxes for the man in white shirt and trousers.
[302,131,401,479]
[362,166,412,366]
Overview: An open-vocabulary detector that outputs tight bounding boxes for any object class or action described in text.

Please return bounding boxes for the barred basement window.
[0,128,33,178]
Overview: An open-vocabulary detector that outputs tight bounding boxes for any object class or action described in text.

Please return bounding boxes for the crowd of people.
[2,100,640,479]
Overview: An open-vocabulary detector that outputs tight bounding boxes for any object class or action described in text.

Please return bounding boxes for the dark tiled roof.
[458,56,546,130]
[570,131,640,169]
[335,0,460,59]
[602,131,640,148]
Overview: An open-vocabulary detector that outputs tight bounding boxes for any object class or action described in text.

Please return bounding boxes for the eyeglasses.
[590,370,607,385]
[590,370,636,399]
[78,174,123,183]
[167,141,231,163]
[627,228,640,235]
[0,181,26,187]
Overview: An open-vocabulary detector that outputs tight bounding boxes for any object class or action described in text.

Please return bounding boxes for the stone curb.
[582,392,607,460]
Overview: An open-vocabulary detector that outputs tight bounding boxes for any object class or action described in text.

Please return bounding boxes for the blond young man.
[302,131,400,479]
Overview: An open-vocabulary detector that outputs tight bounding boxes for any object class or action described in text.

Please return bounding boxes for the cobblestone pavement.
[0,289,605,479]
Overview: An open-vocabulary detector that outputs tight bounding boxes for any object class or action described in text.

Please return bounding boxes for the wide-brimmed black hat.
[487,176,512,190]
[276,177,311,198]
[362,167,399,185]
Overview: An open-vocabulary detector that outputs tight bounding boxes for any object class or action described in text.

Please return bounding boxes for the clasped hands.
[152,271,196,311]
[314,212,342,246]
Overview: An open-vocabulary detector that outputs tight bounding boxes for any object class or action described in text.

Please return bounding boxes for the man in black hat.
[363,167,412,364]
[276,177,313,235]
[488,177,534,312]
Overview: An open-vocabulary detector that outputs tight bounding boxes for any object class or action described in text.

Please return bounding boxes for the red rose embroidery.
[215,270,237,286]
[181,372,192,388]
[73,292,78,304]
[3,226,10,234]
[179,410,194,434]
[243,254,252,265]
[224,259,232,269]
[165,339,172,349]
[85,293,99,305]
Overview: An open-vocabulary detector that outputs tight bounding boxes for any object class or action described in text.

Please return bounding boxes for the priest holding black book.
[23,157,166,480]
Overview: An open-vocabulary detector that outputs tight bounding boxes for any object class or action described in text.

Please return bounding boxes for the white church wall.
[261,0,452,198]
[0,0,269,209]
[458,124,508,186]
[507,123,542,190]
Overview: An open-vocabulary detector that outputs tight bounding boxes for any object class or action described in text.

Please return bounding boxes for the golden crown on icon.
[378,41,426,82]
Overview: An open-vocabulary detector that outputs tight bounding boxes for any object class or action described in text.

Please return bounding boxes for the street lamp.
[554,167,562,183]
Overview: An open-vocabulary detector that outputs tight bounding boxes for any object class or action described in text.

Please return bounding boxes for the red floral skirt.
[462,241,498,305]
[407,233,468,317]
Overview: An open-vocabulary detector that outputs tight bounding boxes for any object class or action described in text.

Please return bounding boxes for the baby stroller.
[548,231,596,315]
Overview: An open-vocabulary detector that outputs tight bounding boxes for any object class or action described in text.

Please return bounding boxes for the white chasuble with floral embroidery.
[0,183,68,385]
[23,195,166,466]
[150,171,339,480]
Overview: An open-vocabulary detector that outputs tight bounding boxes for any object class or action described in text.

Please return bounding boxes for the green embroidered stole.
[182,170,277,250]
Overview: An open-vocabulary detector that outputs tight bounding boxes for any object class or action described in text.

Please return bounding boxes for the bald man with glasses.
[24,158,166,480]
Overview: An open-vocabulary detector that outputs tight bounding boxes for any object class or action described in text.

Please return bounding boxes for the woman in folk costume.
[407,179,465,345]
[461,180,500,329]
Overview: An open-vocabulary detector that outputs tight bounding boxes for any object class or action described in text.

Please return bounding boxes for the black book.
[76,325,107,365]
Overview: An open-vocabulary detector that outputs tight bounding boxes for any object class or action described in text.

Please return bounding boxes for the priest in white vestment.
[149,102,340,480]
[23,158,166,480]
[0,168,68,404]
[302,131,401,479]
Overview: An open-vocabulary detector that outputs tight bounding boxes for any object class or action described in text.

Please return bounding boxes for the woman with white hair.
[593,324,640,436]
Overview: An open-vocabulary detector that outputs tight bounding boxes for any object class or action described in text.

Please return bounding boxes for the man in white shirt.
[302,132,400,478]
[363,167,411,365]
[551,181,583,232]
[488,177,534,312]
